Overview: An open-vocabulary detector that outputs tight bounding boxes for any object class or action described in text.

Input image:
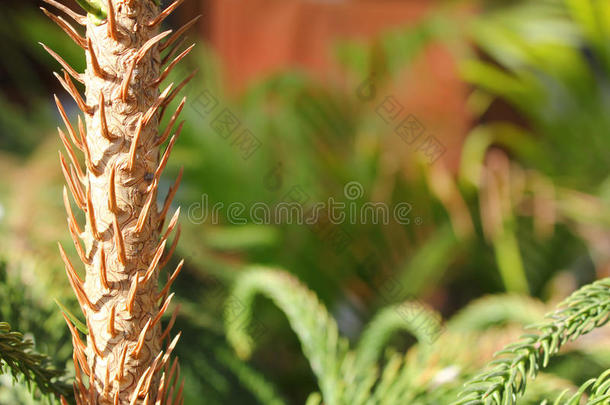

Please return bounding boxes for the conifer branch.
[454,278,610,405]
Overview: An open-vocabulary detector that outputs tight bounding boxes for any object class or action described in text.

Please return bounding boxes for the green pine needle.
[0,322,70,399]
[54,299,88,335]
[454,278,610,405]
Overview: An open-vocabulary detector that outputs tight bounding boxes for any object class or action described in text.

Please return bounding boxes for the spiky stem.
[42,0,192,403]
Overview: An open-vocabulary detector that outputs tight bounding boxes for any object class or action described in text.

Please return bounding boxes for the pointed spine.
[162,333,181,364]
[108,303,117,338]
[67,217,91,265]
[142,83,174,126]
[113,216,127,266]
[160,16,200,52]
[40,43,84,83]
[42,0,86,25]
[137,30,172,63]
[62,314,89,374]
[77,116,87,150]
[159,306,180,342]
[80,125,103,176]
[140,352,163,397]
[159,69,197,120]
[157,260,183,303]
[174,381,184,405]
[54,95,83,150]
[159,225,181,269]
[141,240,166,284]
[108,162,118,213]
[58,128,85,181]
[161,207,180,242]
[87,38,108,79]
[153,45,194,87]
[127,118,144,171]
[54,71,93,115]
[152,134,177,186]
[99,246,109,290]
[156,98,185,147]
[63,186,83,234]
[40,8,87,48]
[152,293,174,329]
[148,0,184,27]
[116,344,129,382]
[86,184,103,240]
[135,185,157,234]
[59,151,86,209]
[58,242,83,284]
[102,366,111,399]
[99,91,117,140]
[87,318,104,357]
[64,256,96,311]
[161,36,186,67]
[126,275,139,314]
[158,167,183,229]
[132,319,152,359]
[105,0,119,41]
[120,58,137,103]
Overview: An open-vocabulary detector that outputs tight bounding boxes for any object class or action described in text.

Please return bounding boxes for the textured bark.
[42,0,191,403]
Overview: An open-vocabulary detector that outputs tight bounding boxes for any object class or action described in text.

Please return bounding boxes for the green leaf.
[454,278,610,405]
[448,295,545,332]
[354,301,443,372]
[225,267,348,405]
[492,223,529,294]
[0,322,70,399]
[54,299,88,335]
[215,347,287,405]
[74,0,106,21]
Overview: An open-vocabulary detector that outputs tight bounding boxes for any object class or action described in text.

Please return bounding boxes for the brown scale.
[41,0,194,403]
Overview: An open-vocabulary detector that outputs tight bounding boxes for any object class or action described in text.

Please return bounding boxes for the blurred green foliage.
[0,0,609,403]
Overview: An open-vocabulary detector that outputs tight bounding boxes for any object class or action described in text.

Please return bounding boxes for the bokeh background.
[1,0,610,403]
